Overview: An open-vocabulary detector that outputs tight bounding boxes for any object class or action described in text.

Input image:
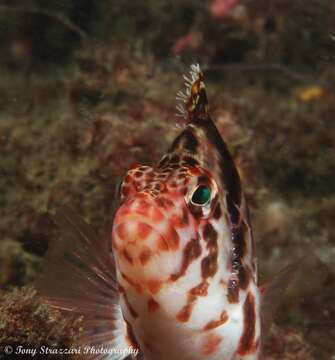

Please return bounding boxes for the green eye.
[191,185,211,206]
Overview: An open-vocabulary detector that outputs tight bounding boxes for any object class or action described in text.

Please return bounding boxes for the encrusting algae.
[0,287,83,356]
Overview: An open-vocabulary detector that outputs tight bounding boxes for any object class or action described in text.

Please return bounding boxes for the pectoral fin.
[259,257,306,338]
[37,205,141,359]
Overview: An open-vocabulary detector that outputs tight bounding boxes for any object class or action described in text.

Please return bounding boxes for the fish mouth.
[112,194,174,252]
[113,218,169,251]
[112,206,174,269]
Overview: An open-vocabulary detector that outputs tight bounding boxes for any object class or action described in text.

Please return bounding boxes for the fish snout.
[112,195,179,265]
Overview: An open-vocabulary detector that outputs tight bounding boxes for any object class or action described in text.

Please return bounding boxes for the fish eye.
[190,185,211,206]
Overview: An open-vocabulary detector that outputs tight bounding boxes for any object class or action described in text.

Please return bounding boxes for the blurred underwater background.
[0,0,334,358]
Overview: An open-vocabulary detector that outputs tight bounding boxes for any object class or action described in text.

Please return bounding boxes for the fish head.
[112,158,222,291]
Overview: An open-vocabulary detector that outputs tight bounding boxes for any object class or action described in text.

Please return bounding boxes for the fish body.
[39,65,301,360]
[112,65,260,360]
[113,166,260,359]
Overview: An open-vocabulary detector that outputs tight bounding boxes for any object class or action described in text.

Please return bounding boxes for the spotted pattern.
[201,223,219,280]
[176,294,197,323]
[114,156,258,358]
[203,310,229,331]
[201,333,223,355]
[189,281,209,296]
[170,236,202,281]
[238,292,257,356]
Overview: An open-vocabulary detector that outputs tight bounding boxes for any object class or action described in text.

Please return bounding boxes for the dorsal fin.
[174,65,242,220]
[37,205,140,359]
[176,63,209,122]
[175,64,249,284]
